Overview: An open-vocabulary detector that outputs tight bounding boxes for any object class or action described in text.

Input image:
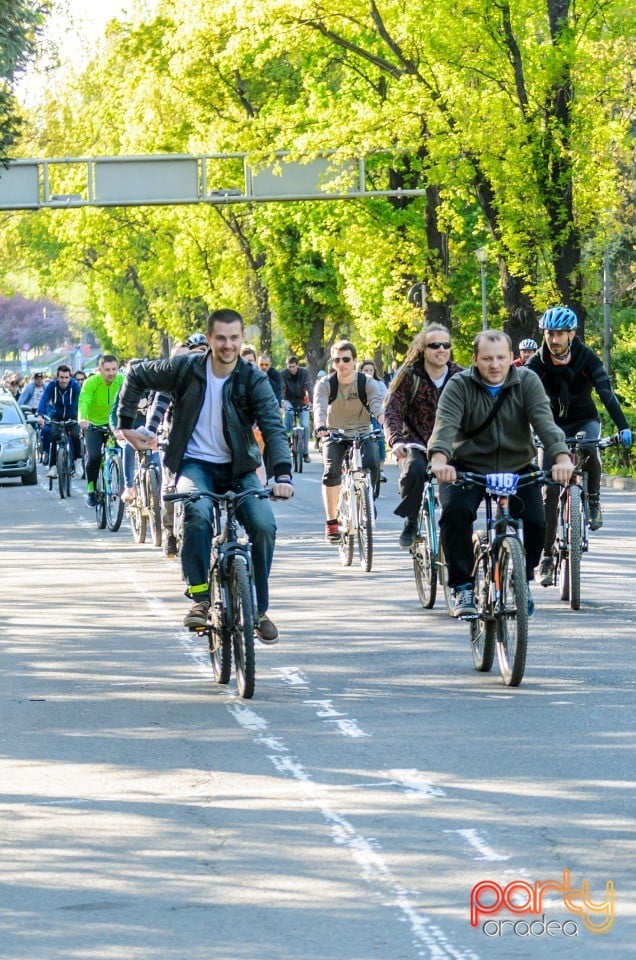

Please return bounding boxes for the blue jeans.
[176,459,277,615]
[283,403,310,455]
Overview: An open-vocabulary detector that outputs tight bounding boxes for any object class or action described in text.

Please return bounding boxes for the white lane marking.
[304,698,372,738]
[387,769,447,798]
[229,705,478,960]
[446,828,510,862]
[271,666,310,685]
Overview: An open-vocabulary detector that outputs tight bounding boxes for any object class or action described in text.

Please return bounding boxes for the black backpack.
[327,371,369,409]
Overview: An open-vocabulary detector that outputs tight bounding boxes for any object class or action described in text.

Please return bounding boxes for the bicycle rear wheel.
[129,482,146,543]
[356,481,373,572]
[567,484,583,611]
[146,466,162,547]
[496,536,528,686]
[105,455,125,531]
[230,558,256,699]
[292,428,304,473]
[57,444,68,499]
[337,487,354,566]
[209,565,231,684]
[95,465,107,529]
[470,532,496,671]
[413,503,437,609]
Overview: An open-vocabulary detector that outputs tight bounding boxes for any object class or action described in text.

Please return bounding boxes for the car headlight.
[5,438,30,451]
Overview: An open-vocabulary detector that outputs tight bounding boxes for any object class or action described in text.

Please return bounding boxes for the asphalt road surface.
[1,454,634,960]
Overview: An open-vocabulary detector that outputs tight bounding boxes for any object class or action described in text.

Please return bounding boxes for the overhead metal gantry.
[0,151,428,210]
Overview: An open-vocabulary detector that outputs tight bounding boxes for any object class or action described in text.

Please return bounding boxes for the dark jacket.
[527,337,629,430]
[281,366,313,405]
[37,378,81,421]
[384,360,463,449]
[427,364,569,473]
[265,366,283,405]
[116,351,291,480]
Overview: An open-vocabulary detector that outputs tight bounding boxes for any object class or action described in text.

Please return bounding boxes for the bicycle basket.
[485,472,519,495]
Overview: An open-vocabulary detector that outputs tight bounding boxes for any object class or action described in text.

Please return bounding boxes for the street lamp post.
[475,247,488,330]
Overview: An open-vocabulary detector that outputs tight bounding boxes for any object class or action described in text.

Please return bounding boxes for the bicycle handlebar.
[164,487,272,507]
[535,432,620,450]
[455,468,551,490]
[323,428,382,443]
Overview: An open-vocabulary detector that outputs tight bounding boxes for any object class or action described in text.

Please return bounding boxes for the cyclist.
[6,376,22,400]
[527,306,632,582]
[78,354,124,507]
[359,360,389,484]
[427,329,573,617]
[73,370,87,386]
[383,324,462,549]
[117,308,293,643]
[18,371,47,410]
[513,338,538,367]
[314,340,385,542]
[258,354,283,406]
[281,355,313,463]
[36,364,83,478]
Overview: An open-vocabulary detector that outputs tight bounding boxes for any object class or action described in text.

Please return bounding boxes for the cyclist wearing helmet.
[528,305,632,584]
[185,332,208,352]
[513,338,538,367]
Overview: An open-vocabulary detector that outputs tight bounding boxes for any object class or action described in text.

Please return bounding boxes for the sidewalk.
[602,473,636,491]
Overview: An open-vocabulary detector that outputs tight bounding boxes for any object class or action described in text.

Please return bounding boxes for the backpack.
[328,371,369,409]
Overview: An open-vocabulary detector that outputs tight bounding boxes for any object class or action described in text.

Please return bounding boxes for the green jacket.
[116,351,291,480]
[427,364,568,472]
[78,372,125,426]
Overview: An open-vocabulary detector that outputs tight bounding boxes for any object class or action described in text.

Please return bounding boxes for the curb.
[601,473,636,491]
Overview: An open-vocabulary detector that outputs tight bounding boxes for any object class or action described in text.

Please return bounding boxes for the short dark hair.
[472,330,512,355]
[286,355,299,365]
[99,354,118,365]
[56,364,72,376]
[331,340,357,360]
[206,308,244,333]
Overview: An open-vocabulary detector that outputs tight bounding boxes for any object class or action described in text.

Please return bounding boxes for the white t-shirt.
[185,364,232,463]
[431,368,448,389]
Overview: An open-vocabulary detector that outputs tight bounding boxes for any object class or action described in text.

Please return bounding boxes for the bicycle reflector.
[486,472,519,495]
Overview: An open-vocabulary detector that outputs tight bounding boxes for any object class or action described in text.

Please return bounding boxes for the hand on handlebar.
[119,427,158,452]
[392,442,408,461]
[619,428,632,449]
[270,480,294,500]
[551,456,575,485]
[315,426,329,438]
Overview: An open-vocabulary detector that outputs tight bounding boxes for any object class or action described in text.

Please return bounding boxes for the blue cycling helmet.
[185,332,207,349]
[519,338,538,351]
[539,306,578,330]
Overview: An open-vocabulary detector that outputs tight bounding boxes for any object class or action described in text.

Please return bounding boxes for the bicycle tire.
[413,502,437,608]
[357,480,373,572]
[57,444,68,499]
[337,487,354,566]
[437,540,454,616]
[496,535,528,686]
[105,455,125,531]
[469,532,496,671]
[291,428,303,473]
[209,564,231,684]
[146,466,162,547]
[558,488,570,601]
[64,437,72,497]
[568,483,583,610]
[230,559,256,699]
[129,484,146,543]
[95,466,107,529]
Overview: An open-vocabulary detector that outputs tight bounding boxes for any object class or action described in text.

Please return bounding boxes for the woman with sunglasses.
[384,324,462,549]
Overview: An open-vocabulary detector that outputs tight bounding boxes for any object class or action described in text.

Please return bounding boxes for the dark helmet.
[519,338,538,351]
[185,332,207,349]
[539,306,578,330]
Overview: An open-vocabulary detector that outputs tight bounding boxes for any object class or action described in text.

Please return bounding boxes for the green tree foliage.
[0,1,49,161]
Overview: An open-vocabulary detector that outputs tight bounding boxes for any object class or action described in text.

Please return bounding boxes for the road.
[0,455,634,960]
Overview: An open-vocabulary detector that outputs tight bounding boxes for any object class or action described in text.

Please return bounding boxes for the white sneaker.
[46,465,58,478]
[74,459,83,474]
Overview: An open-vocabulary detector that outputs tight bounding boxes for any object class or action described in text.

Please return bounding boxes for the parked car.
[0,389,38,485]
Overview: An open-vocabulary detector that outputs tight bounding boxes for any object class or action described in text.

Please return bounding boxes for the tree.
[0,1,50,162]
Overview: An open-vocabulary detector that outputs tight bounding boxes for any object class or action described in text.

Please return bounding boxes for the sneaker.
[46,465,58,479]
[303,454,311,464]
[183,600,210,630]
[380,471,388,483]
[74,458,83,475]
[452,583,477,618]
[255,613,279,645]
[85,491,97,508]
[398,518,418,550]
[536,556,554,587]
[588,497,603,530]
[325,519,340,543]
[162,533,178,558]
[121,486,136,503]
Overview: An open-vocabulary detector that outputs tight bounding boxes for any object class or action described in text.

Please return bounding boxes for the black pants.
[394,446,428,519]
[84,425,107,484]
[322,436,380,496]
[439,465,546,588]
[46,421,81,465]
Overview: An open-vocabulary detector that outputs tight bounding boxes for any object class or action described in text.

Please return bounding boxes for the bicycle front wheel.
[437,540,454,616]
[230,559,256,699]
[95,465,107,529]
[292,429,304,473]
[567,484,583,611]
[57,444,68,499]
[209,565,231,684]
[129,483,146,543]
[146,466,162,547]
[356,480,373,572]
[470,532,495,672]
[337,487,354,566]
[105,455,124,532]
[496,536,528,687]
[413,504,437,609]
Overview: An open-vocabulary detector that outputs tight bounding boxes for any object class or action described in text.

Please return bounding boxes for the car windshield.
[0,399,23,425]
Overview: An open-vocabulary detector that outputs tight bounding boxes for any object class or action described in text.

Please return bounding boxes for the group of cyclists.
[16,303,632,638]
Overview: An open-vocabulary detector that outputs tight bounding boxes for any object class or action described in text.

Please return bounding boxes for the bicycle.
[403,443,453,613]
[547,432,620,610]
[289,404,310,473]
[455,469,547,687]
[127,448,162,546]
[329,429,380,573]
[45,417,77,499]
[92,426,125,532]
[164,487,271,699]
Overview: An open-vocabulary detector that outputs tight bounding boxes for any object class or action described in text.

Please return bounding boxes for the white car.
[0,390,38,485]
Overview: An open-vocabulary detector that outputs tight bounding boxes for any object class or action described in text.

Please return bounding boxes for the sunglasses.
[426,341,451,350]
[332,356,353,364]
